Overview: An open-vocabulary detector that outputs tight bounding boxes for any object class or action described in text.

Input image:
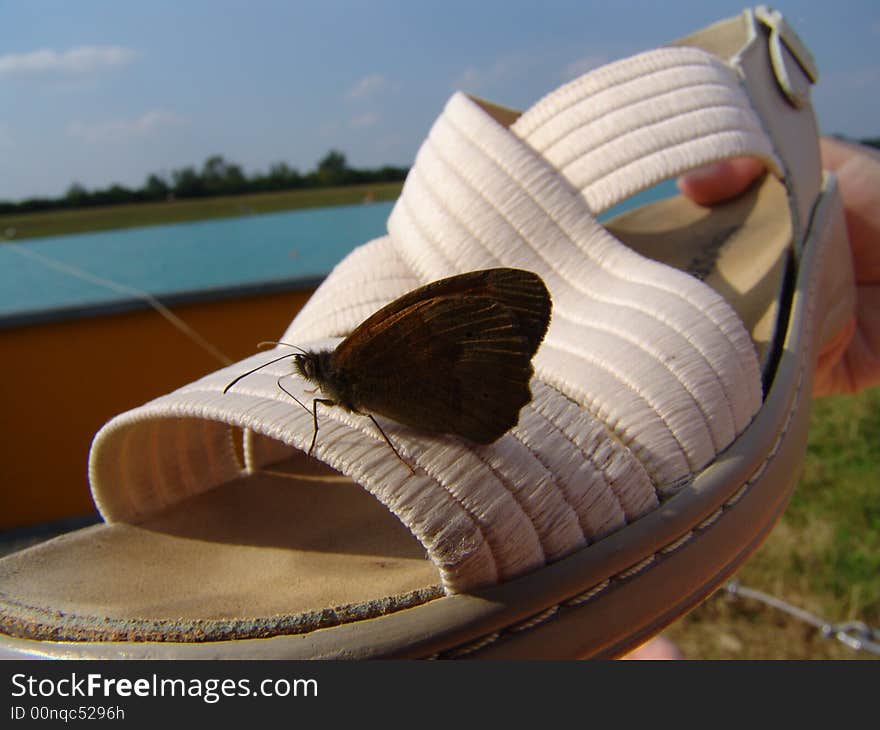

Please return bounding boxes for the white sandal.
[0,6,855,659]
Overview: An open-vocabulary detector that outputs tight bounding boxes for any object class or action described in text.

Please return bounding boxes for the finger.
[618,635,684,660]
[820,138,880,284]
[677,157,766,205]
[820,136,880,172]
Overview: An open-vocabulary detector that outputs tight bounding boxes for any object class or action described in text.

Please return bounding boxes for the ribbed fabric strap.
[89,45,771,593]
[511,46,782,214]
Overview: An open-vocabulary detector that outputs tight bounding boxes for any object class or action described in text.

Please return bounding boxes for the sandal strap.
[511,45,781,215]
[674,5,822,249]
[389,86,762,462]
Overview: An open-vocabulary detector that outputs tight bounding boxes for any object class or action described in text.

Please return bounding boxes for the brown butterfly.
[224,267,552,466]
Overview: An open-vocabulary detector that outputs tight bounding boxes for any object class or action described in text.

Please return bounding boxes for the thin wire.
[7,243,233,366]
[725,580,880,656]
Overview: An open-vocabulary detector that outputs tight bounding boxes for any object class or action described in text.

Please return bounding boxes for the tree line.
[3,136,876,217]
[0,150,408,215]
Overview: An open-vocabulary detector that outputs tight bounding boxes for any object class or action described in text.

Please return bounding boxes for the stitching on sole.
[435,347,808,659]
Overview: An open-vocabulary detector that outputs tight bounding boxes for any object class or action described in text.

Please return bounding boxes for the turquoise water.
[0,201,395,324]
[0,179,677,326]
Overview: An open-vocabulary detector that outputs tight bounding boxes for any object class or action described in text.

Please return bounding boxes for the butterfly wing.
[336,268,552,357]
[329,269,552,443]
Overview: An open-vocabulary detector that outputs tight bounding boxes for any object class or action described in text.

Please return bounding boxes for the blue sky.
[1,0,878,201]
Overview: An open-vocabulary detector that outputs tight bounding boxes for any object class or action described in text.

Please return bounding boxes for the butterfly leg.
[367,414,415,475]
[308,398,335,457]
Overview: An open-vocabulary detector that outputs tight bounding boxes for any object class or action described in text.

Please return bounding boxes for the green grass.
[667,386,880,659]
[792,390,880,611]
[0,182,403,241]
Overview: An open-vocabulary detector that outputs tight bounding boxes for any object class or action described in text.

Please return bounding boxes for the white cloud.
[0,46,136,78]
[456,58,515,92]
[345,74,387,101]
[562,54,609,81]
[349,112,379,128]
[67,109,186,143]
[453,55,537,94]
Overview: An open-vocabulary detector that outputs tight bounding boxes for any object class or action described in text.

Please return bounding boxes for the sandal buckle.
[755,5,819,108]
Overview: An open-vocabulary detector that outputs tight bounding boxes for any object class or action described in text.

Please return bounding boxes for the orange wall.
[0,288,313,530]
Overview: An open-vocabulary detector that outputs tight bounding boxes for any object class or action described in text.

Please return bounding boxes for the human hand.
[619,635,684,660]
[678,137,880,397]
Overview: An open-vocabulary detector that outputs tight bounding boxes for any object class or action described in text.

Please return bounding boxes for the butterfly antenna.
[258,340,309,355]
[222,351,301,393]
